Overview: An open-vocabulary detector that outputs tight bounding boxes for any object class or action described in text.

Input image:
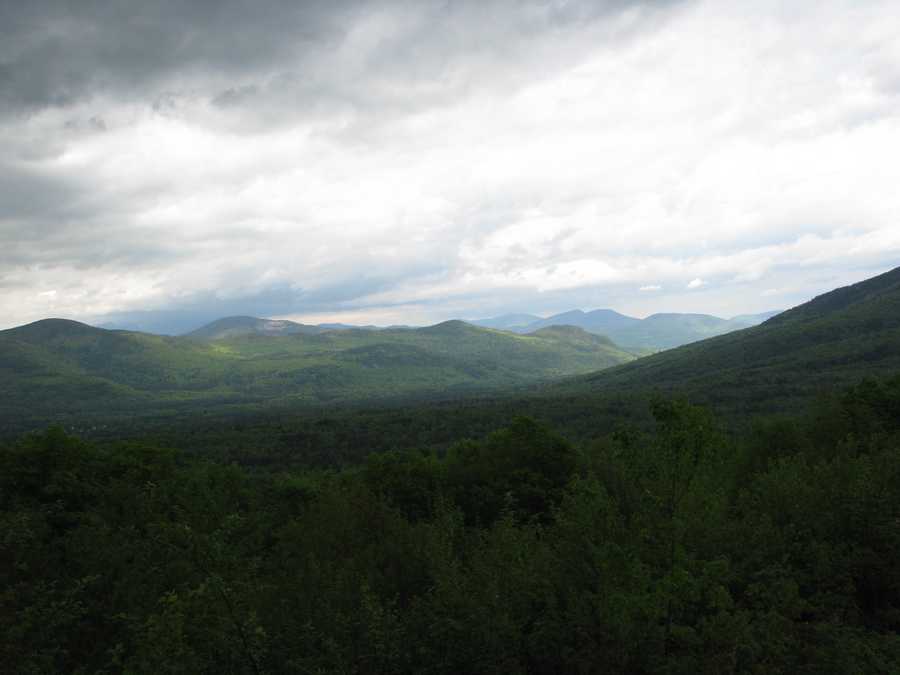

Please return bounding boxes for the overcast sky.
[2,0,899,333]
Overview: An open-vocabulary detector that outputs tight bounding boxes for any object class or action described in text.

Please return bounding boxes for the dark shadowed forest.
[3,375,900,673]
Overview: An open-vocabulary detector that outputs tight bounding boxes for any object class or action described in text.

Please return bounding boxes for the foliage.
[0,319,634,435]
[3,376,900,673]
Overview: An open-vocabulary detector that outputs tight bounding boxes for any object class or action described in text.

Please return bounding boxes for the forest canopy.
[3,376,899,673]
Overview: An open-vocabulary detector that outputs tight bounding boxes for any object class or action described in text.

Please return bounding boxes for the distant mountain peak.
[2,318,105,340]
[186,316,322,340]
[420,319,481,335]
[467,313,544,331]
[585,308,630,318]
[521,308,640,337]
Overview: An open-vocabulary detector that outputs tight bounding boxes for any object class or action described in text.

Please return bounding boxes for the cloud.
[2,0,900,329]
[0,0,681,126]
[686,278,706,290]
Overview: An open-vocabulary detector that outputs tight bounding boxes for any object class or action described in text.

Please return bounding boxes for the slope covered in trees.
[568,266,900,412]
[0,319,635,434]
[3,377,899,673]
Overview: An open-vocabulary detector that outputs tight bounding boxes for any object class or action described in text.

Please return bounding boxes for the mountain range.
[3,267,899,434]
[0,317,635,433]
[102,307,780,352]
[184,316,405,339]
[470,308,781,349]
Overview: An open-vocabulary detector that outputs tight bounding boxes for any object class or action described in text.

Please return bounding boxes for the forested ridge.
[0,319,634,436]
[568,266,900,412]
[3,376,899,673]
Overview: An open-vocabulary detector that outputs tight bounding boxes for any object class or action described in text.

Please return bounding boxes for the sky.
[2,0,899,334]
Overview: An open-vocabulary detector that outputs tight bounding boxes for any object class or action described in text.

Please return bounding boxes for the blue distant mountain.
[185,316,324,339]
[468,308,782,350]
[520,309,641,336]
[468,313,543,331]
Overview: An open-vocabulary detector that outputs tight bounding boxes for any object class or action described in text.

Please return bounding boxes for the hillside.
[0,318,635,432]
[567,266,900,412]
[609,312,771,350]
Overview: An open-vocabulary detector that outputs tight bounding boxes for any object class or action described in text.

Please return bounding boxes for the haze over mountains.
[97,305,781,352]
[184,316,401,340]
[470,308,781,349]
[186,316,325,339]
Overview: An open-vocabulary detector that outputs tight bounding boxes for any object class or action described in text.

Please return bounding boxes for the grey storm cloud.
[0,0,682,122]
[0,0,349,113]
[0,162,84,221]
[1,0,899,330]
